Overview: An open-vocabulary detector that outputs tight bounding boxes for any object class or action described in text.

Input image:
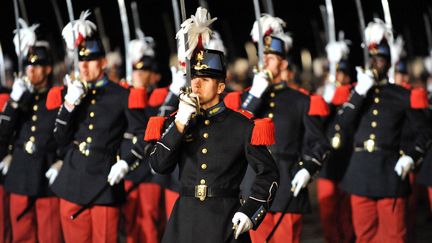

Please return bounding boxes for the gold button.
[90,112,95,117]
[372,109,378,115]
[29,136,35,142]
[202,148,208,154]
[269,102,275,108]
[371,121,377,128]
[299,161,303,166]
[31,126,36,132]
[89,124,94,130]
[92,89,97,95]
[32,115,37,121]
[374,88,380,94]
[204,120,210,125]
[334,124,341,131]
[370,134,376,139]
[91,99,96,105]
[270,92,276,98]
[200,179,206,185]
[374,97,380,103]
[268,113,274,119]
[203,133,209,139]
[201,164,207,170]
[86,137,92,143]
[33,105,38,111]
[35,95,39,101]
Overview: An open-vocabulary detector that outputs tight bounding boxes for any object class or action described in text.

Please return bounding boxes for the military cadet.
[121,37,164,243]
[318,39,354,243]
[50,11,147,243]
[337,19,431,243]
[0,22,63,243]
[139,8,279,243]
[226,15,330,243]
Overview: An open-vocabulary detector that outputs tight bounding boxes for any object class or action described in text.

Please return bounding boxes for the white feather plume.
[206,31,226,54]
[106,50,123,68]
[365,18,393,47]
[129,36,155,64]
[176,7,217,62]
[250,14,286,43]
[13,18,39,57]
[326,40,350,63]
[391,35,405,65]
[62,10,97,51]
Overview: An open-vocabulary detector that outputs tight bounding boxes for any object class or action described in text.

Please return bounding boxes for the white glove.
[45,160,63,185]
[354,67,375,96]
[0,155,12,175]
[322,82,336,103]
[107,160,129,186]
[175,93,198,126]
[248,71,271,98]
[394,155,414,180]
[291,168,311,197]
[232,212,253,240]
[169,67,187,96]
[10,78,29,102]
[64,75,86,106]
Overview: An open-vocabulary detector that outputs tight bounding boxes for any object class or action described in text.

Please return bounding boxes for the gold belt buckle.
[331,134,341,149]
[194,185,208,201]
[24,140,36,154]
[363,139,375,153]
[78,142,90,156]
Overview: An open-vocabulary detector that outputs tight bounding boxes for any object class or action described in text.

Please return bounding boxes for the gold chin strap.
[179,87,201,114]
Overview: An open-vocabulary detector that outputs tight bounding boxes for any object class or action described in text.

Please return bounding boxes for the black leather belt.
[180,186,239,201]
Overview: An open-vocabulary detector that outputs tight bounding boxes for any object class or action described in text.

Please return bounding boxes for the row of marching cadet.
[1,4,432,243]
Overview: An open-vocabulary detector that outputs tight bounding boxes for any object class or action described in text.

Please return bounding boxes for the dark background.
[0,0,431,83]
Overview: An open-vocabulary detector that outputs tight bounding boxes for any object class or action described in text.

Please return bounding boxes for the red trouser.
[9,194,62,243]
[164,189,179,220]
[60,198,119,243]
[249,212,302,243]
[123,181,163,243]
[351,195,406,243]
[0,186,11,243]
[317,178,354,243]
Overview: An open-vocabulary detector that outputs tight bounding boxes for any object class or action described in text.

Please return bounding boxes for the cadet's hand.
[64,75,86,107]
[107,160,129,186]
[175,93,198,126]
[249,70,272,98]
[10,77,29,102]
[0,154,12,175]
[322,82,336,104]
[291,168,311,197]
[394,155,414,180]
[45,160,63,185]
[232,212,253,239]
[169,67,187,96]
[354,67,374,96]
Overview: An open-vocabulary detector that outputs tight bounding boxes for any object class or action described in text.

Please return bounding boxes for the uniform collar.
[376,78,388,86]
[271,81,288,91]
[201,101,226,118]
[87,75,109,89]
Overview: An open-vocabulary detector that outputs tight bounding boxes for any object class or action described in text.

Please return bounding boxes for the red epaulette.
[400,82,412,90]
[298,88,310,95]
[0,93,10,112]
[251,118,275,146]
[128,88,148,109]
[308,95,330,116]
[119,81,130,89]
[331,85,351,106]
[148,87,169,107]
[238,109,254,119]
[144,116,167,141]
[46,86,64,110]
[223,91,242,111]
[410,88,428,109]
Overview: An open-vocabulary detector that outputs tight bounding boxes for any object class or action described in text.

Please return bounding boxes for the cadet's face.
[79,58,107,82]
[370,56,389,76]
[132,70,152,88]
[336,71,350,85]
[191,76,225,108]
[264,54,284,82]
[26,65,52,86]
